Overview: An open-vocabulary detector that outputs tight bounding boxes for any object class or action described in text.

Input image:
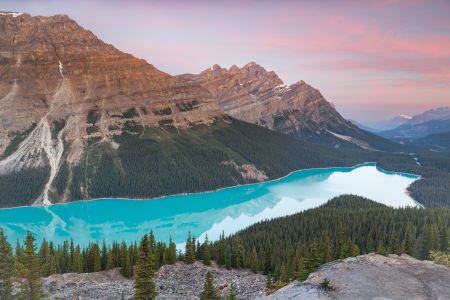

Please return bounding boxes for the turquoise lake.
[0,163,418,248]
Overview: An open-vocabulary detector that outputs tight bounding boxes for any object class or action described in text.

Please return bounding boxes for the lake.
[0,163,418,248]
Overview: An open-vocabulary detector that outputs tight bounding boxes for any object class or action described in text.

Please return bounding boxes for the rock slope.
[179,63,396,151]
[40,254,450,300]
[270,253,450,299]
[42,261,266,299]
[0,12,221,205]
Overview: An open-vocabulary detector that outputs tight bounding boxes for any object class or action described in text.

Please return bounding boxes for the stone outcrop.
[40,254,450,300]
[42,261,266,299]
[269,253,450,299]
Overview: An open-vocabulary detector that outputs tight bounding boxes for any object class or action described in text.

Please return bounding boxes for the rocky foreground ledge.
[42,254,450,299]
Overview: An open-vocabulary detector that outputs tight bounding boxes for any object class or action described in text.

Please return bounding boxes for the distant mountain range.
[377,107,450,150]
[367,115,412,131]
[0,12,399,207]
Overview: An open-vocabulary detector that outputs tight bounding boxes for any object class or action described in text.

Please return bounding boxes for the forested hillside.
[1,195,448,286]
[59,118,375,202]
[378,151,450,208]
[212,195,450,283]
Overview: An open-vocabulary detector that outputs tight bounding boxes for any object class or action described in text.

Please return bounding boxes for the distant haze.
[2,0,450,122]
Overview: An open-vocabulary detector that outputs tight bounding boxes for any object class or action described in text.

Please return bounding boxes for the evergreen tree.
[200,271,219,300]
[101,239,108,270]
[0,229,16,300]
[225,248,232,270]
[217,231,226,265]
[305,242,320,273]
[120,242,132,278]
[249,247,258,273]
[134,234,157,300]
[389,230,400,255]
[202,234,211,266]
[16,232,45,300]
[336,223,346,259]
[376,240,388,256]
[293,256,308,280]
[15,238,23,257]
[266,273,273,289]
[184,232,196,264]
[279,262,287,283]
[320,230,332,263]
[403,224,416,256]
[91,243,102,272]
[231,236,244,269]
[167,236,177,265]
[226,283,237,300]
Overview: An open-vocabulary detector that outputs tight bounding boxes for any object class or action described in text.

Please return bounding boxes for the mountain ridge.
[179,62,400,151]
[0,12,397,207]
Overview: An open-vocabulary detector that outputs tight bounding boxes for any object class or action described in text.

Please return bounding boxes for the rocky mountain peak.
[179,62,393,150]
[0,12,223,205]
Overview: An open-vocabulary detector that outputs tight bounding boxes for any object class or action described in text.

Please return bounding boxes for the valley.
[0,7,448,300]
[0,163,418,247]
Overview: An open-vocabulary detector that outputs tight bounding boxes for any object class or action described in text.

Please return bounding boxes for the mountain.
[0,12,226,206]
[348,119,380,132]
[407,106,450,125]
[379,107,450,143]
[414,131,450,151]
[179,63,400,151]
[0,12,376,208]
[370,114,411,131]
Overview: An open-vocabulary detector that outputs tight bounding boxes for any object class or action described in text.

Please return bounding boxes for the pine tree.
[200,271,219,300]
[184,232,196,264]
[69,239,75,272]
[336,223,346,258]
[403,224,415,256]
[0,229,16,300]
[350,243,360,257]
[134,234,157,300]
[439,227,448,252]
[231,236,244,269]
[376,240,388,256]
[249,247,258,273]
[91,243,102,272]
[266,273,273,289]
[389,230,400,254]
[167,236,177,264]
[202,234,211,266]
[225,248,232,270]
[101,239,108,270]
[279,262,287,283]
[226,283,237,300]
[217,231,226,265]
[320,230,332,263]
[16,232,45,300]
[15,238,23,257]
[305,242,320,273]
[120,241,132,278]
[293,256,308,280]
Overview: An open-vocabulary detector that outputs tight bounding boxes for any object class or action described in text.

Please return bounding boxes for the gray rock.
[41,254,450,300]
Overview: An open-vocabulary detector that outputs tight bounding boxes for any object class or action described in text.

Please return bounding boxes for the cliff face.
[0,12,221,140]
[179,63,399,151]
[180,63,359,141]
[0,12,222,204]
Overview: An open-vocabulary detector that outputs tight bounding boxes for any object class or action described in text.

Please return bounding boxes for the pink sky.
[3,0,450,122]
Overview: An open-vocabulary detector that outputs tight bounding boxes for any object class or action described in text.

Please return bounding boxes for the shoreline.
[0,161,420,211]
